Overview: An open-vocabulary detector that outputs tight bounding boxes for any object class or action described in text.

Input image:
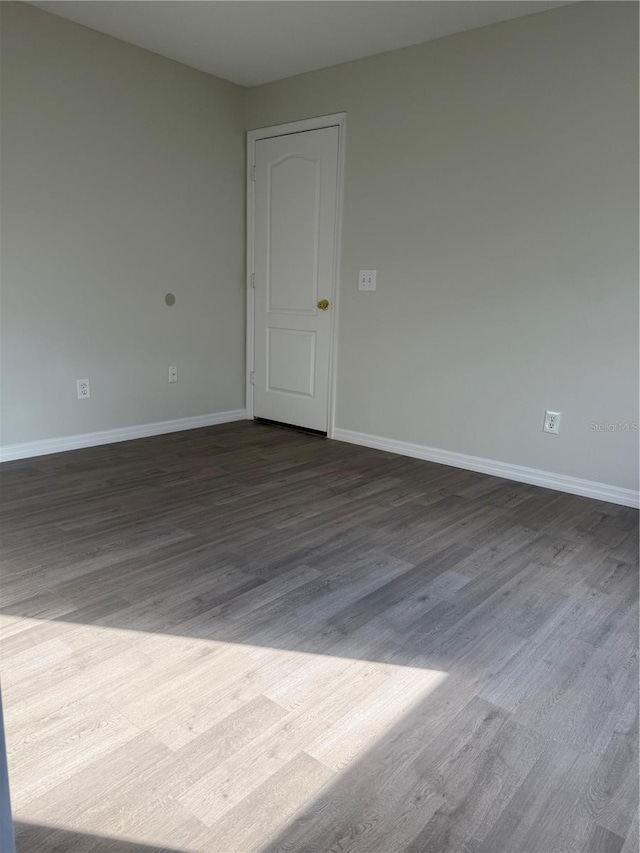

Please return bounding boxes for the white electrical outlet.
[543,410,561,434]
[358,270,377,291]
[76,379,90,400]
[168,366,178,383]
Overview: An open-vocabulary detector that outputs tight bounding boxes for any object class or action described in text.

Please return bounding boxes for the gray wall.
[0,3,246,446]
[246,2,639,491]
[1,2,637,492]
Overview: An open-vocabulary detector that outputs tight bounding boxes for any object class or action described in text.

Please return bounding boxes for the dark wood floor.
[1,421,638,853]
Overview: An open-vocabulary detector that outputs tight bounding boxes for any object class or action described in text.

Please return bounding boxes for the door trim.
[246,113,346,438]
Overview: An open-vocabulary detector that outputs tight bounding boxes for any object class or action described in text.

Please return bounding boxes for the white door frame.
[246,113,346,437]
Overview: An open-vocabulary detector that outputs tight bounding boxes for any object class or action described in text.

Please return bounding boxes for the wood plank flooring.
[1,421,638,853]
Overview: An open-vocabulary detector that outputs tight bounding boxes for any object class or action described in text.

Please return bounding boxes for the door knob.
[317,299,330,311]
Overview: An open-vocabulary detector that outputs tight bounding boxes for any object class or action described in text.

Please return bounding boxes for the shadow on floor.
[14,822,187,853]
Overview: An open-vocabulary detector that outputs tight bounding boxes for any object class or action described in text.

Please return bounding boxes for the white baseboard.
[4,415,636,508]
[0,409,248,463]
[333,428,639,509]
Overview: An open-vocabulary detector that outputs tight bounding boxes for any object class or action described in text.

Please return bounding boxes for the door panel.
[267,328,316,397]
[268,156,320,314]
[253,126,339,432]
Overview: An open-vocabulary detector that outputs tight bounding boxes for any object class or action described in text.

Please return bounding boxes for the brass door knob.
[317,299,330,311]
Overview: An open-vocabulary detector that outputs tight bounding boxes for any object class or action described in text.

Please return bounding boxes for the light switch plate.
[358,270,377,291]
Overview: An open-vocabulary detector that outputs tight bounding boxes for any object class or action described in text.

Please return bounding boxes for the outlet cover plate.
[543,410,561,434]
[76,379,90,400]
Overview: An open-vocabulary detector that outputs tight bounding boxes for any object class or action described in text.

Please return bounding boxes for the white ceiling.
[32,1,575,87]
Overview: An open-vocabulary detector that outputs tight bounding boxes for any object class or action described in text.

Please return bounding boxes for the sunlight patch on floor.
[3,616,447,851]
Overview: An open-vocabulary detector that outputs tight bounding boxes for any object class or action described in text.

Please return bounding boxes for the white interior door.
[252,126,339,432]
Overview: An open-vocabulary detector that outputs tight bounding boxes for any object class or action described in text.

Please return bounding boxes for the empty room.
[0,1,638,851]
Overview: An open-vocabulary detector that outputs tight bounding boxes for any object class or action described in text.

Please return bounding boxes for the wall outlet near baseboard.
[168,366,178,383]
[76,379,90,400]
[543,410,561,434]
